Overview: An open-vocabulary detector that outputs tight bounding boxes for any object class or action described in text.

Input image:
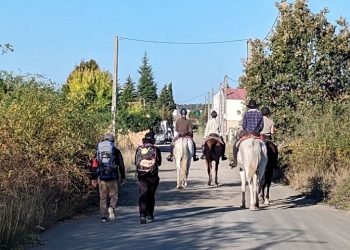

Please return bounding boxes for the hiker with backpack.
[92,133,126,222]
[135,131,162,224]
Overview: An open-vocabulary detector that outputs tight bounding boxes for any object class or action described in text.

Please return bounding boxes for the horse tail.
[181,138,192,177]
[242,139,266,181]
[257,141,268,182]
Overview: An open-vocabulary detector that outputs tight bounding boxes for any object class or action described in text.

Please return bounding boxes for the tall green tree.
[240,0,350,136]
[118,75,137,107]
[157,82,176,121]
[137,52,158,104]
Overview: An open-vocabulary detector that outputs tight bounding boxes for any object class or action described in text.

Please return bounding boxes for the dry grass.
[117,131,147,173]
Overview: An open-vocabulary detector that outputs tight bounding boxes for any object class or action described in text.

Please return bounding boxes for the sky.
[1,0,349,104]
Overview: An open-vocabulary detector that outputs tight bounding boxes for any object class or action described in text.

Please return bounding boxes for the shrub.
[0,72,107,247]
[284,99,350,207]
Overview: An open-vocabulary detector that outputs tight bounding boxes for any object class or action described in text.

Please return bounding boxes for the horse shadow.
[262,193,319,210]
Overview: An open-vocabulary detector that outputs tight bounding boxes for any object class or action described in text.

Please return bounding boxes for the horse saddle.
[206,133,224,145]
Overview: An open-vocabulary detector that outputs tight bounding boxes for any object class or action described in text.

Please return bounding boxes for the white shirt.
[204,118,220,138]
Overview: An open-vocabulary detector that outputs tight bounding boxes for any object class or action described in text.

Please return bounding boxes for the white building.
[211,88,246,141]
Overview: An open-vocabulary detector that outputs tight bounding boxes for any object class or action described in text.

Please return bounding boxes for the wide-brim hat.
[247,100,258,109]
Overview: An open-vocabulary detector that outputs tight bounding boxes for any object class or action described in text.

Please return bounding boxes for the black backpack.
[135,144,157,176]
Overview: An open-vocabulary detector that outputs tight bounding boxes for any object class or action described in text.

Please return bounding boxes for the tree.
[63,59,112,113]
[118,75,137,107]
[157,83,176,121]
[240,0,350,136]
[137,52,158,104]
[0,43,13,54]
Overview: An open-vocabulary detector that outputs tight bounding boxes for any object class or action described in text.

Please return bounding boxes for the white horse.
[173,137,194,189]
[238,137,268,210]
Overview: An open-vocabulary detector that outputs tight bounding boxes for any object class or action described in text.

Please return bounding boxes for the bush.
[0,72,107,248]
[283,99,350,208]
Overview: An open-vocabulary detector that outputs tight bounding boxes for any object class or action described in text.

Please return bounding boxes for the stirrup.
[193,155,199,162]
[221,155,228,161]
[200,154,206,160]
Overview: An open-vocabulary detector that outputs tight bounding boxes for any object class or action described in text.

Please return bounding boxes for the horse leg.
[249,174,259,211]
[207,161,212,186]
[214,161,219,186]
[239,169,246,208]
[176,166,181,189]
[260,183,266,203]
[265,183,270,205]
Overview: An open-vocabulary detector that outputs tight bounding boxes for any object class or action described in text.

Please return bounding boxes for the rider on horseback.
[166,108,199,162]
[260,106,275,141]
[229,100,264,168]
[200,110,228,161]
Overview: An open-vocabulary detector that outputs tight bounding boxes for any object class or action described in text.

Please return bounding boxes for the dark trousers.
[138,174,160,218]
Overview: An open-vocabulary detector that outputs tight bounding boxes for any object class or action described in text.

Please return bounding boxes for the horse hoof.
[264,199,269,205]
[215,182,219,186]
[240,204,246,209]
[250,206,259,211]
[207,182,212,186]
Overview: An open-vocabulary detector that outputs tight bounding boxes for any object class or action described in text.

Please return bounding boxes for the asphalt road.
[28,139,350,250]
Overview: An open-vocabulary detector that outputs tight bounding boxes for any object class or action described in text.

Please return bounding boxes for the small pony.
[173,137,195,189]
[203,135,225,186]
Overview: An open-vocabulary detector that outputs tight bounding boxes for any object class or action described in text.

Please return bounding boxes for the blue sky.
[1,0,349,104]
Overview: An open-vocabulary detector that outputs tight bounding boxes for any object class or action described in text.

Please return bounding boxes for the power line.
[119,36,248,45]
[178,92,206,104]
[226,76,238,83]
[263,11,280,41]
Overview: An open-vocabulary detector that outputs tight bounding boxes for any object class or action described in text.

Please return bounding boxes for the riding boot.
[221,138,228,161]
[166,144,174,162]
[229,140,239,168]
[193,142,199,161]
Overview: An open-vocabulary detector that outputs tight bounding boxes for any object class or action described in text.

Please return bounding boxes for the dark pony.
[259,140,278,205]
[203,136,224,186]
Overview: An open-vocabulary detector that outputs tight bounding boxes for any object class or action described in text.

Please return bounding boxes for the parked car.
[154,120,173,145]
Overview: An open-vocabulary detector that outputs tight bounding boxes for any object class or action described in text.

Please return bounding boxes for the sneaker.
[108,207,115,221]
[140,217,147,224]
[193,155,199,162]
[146,216,154,223]
[101,216,107,222]
[166,155,173,162]
[221,155,228,161]
[200,154,206,160]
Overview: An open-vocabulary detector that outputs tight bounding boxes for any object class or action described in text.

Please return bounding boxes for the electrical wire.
[178,92,207,104]
[119,36,248,45]
[263,12,280,41]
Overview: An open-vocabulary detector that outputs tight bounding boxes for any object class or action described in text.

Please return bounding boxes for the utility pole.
[204,92,207,121]
[112,36,119,138]
[223,75,228,140]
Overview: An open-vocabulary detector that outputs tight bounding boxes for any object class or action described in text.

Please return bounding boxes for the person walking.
[92,133,126,222]
[135,132,162,224]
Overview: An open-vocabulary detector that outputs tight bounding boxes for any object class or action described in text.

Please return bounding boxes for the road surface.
[28,137,350,250]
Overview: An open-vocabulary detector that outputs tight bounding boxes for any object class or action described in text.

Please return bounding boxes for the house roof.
[226,88,246,100]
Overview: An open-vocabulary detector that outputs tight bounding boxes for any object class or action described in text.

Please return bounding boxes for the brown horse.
[203,136,224,186]
[259,140,278,205]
